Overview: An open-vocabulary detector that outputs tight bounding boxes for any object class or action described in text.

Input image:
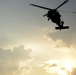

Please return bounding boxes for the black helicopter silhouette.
[30,0,76,31]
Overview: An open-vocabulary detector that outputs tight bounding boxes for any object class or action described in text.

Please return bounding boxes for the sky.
[0,0,76,75]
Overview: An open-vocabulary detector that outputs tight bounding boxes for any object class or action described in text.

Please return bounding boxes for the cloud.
[71,67,76,75]
[30,65,51,75]
[38,60,76,75]
[47,30,74,47]
[43,62,58,74]
[0,45,33,75]
[50,64,57,67]
[37,60,58,74]
[43,35,69,52]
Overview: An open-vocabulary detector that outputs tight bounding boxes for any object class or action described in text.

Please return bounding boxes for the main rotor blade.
[30,4,52,10]
[56,0,69,10]
[58,10,76,13]
[43,13,48,17]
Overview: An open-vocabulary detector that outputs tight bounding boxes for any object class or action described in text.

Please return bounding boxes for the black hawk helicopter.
[30,0,76,31]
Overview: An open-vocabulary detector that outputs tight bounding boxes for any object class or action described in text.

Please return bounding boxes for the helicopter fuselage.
[47,9,62,26]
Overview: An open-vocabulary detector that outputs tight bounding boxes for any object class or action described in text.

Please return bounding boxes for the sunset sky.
[0,0,76,75]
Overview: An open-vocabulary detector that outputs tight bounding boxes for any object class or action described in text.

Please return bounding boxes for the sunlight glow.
[45,59,58,64]
[24,43,39,50]
[63,61,73,72]
[43,59,74,75]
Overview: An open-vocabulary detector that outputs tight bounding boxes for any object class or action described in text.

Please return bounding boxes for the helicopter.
[30,0,76,31]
